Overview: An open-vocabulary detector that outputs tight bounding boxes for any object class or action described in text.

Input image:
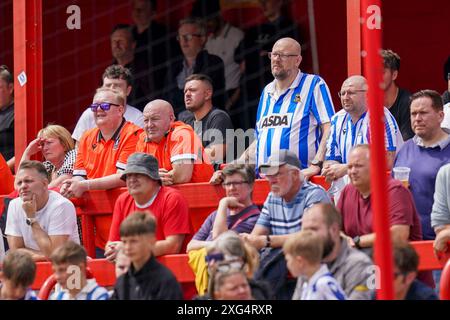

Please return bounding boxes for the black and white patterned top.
[43,149,76,177]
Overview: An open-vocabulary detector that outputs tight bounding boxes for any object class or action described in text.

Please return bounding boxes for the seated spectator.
[394,89,450,241]
[0,152,14,195]
[111,212,183,300]
[178,74,233,163]
[60,87,142,255]
[209,267,254,300]
[5,161,80,261]
[110,24,150,110]
[50,241,109,300]
[338,144,422,250]
[431,163,450,253]
[0,65,14,166]
[72,65,144,143]
[381,49,414,141]
[20,124,76,188]
[0,250,38,300]
[105,152,191,261]
[300,203,373,300]
[187,164,259,252]
[374,243,438,300]
[164,18,225,115]
[284,230,347,300]
[136,99,214,185]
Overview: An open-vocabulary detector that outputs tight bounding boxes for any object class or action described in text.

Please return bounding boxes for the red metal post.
[361,0,394,299]
[347,0,361,76]
[440,255,450,300]
[13,0,43,171]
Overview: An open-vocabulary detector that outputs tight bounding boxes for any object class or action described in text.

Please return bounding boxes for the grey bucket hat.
[120,152,161,182]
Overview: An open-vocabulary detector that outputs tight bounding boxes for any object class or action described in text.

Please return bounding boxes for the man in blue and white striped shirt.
[239,38,335,179]
[322,75,402,183]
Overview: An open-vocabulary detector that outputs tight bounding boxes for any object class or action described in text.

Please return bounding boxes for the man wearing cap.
[105,152,192,262]
[241,150,330,250]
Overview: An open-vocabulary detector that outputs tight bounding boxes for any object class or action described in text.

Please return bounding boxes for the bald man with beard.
[136,99,214,185]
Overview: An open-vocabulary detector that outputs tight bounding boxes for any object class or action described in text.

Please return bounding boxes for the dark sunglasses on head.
[90,102,120,112]
[205,252,224,263]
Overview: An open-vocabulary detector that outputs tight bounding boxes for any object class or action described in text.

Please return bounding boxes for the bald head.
[340,75,368,116]
[270,38,302,81]
[273,38,302,55]
[143,99,175,143]
[342,75,367,90]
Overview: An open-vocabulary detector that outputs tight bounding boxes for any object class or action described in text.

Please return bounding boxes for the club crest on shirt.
[293,94,301,103]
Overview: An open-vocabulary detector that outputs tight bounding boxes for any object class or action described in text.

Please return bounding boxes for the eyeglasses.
[90,102,120,112]
[221,181,248,188]
[205,252,225,263]
[268,52,299,60]
[337,90,367,98]
[176,34,202,42]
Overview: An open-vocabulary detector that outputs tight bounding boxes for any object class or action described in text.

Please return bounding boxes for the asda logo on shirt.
[260,113,292,129]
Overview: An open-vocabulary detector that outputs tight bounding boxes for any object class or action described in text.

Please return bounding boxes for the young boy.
[0,250,38,300]
[111,211,183,300]
[283,230,347,300]
[50,241,109,300]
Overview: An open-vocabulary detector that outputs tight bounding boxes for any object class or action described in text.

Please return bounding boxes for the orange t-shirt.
[136,121,214,183]
[74,119,143,250]
[0,153,14,195]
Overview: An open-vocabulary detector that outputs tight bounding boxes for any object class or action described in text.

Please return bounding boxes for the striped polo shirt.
[326,107,402,164]
[255,70,335,170]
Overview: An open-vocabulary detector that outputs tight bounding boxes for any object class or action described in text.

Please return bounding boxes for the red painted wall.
[1,0,449,132]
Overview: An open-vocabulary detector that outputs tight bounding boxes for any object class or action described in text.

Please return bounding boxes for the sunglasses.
[90,102,120,112]
[205,252,224,263]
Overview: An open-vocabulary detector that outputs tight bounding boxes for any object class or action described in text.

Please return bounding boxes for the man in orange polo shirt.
[60,87,143,255]
[136,99,214,184]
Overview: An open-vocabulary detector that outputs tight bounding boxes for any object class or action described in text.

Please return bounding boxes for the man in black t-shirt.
[381,49,414,141]
[0,65,14,165]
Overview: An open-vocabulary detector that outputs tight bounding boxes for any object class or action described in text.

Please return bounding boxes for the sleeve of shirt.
[5,200,22,237]
[116,127,142,171]
[108,194,126,242]
[384,108,401,152]
[192,211,215,240]
[205,112,233,146]
[305,186,331,209]
[255,197,272,230]
[310,76,335,125]
[72,109,91,141]
[160,191,192,237]
[169,127,198,163]
[431,165,450,228]
[325,116,342,162]
[47,200,78,236]
[388,184,415,227]
[73,137,87,178]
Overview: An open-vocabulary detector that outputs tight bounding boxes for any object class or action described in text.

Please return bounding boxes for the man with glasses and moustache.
[60,87,142,256]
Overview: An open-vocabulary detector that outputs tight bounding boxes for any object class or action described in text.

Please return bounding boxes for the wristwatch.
[26,217,37,226]
[353,236,361,249]
[311,159,323,170]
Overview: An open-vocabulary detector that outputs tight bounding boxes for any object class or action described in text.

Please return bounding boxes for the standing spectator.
[50,241,109,300]
[187,164,259,252]
[0,250,38,300]
[165,18,226,115]
[111,212,183,300]
[60,87,142,255]
[72,65,144,142]
[394,89,450,240]
[381,49,414,141]
[0,65,14,165]
[299,203,373,300]
[191,0,244,116]
[431,163,450,252]
[234,0,301,130]
[136,99,214,184]
[110,24,150,110]
[178,74,233,163]
[323,75,401,186]
[5,161,80,261]
[130,0,177,102]
[284,230,347,300]
[442,55,450,104]
[105,152,191,261]
[238,38,334,180]
[20,125,76,189]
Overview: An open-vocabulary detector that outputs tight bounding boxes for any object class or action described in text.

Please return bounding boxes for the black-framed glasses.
[90,102,120,112]
[221,181,248,188]
[267,52,299,60]
[176,34,202,42]
[337,90,367,98]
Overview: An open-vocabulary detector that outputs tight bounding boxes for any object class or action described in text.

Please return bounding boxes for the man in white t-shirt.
[72,64,144,142]
[442,102,450,131]
[5,160,80,261]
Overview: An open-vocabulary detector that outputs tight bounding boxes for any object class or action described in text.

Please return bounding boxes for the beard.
[322,232,335,258]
